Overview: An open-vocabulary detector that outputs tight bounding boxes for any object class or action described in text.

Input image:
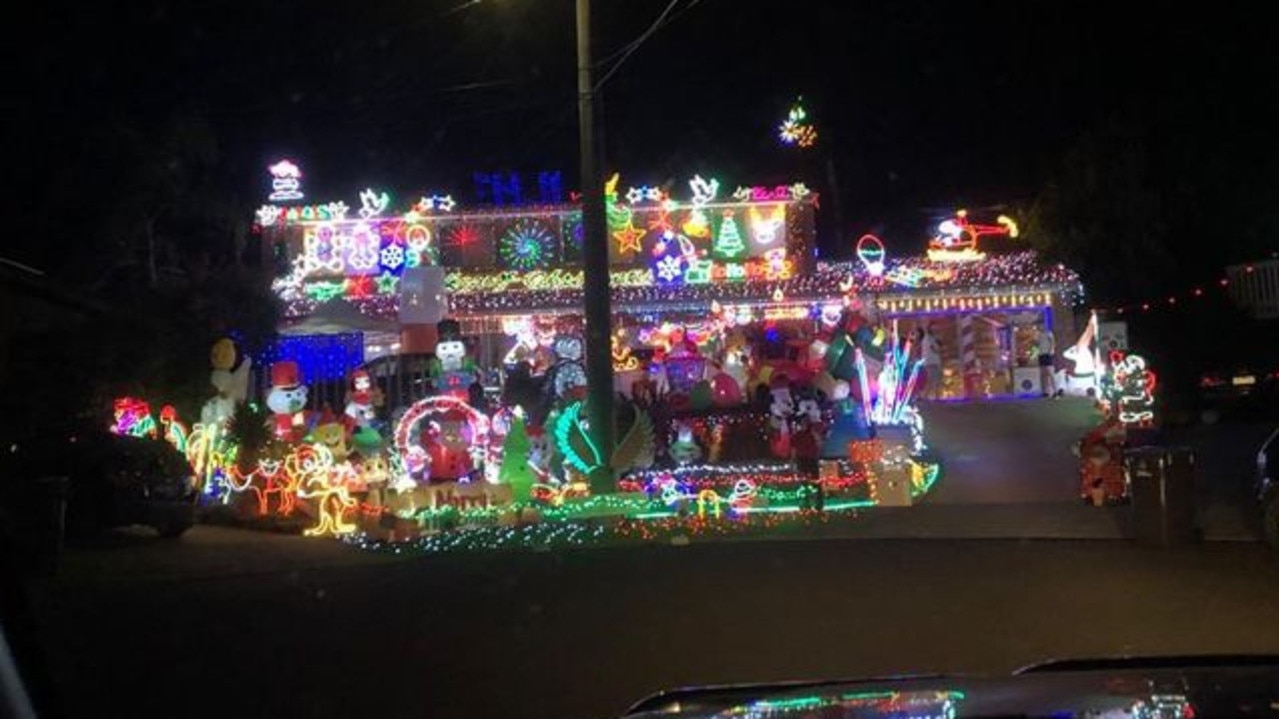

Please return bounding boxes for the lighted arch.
[393,395,492,478]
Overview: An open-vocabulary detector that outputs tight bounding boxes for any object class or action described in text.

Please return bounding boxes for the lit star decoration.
[376,271,400,294]
[613,224,646,254]
[778,99,818,148]
[625,185,664,204]
[413,194,456,213]
[499,220,555,271]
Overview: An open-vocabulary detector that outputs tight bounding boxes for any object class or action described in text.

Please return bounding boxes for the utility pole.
[576,0,615,490]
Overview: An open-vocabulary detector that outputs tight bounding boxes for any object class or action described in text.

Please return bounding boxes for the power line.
[594,0,700,91]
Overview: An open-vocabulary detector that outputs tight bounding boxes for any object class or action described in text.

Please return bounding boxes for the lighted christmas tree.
[714,212,745,258]
[498,412,536,501]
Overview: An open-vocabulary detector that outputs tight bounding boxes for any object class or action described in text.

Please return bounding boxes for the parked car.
[1258,427,1279,548]
[0,425,198,540]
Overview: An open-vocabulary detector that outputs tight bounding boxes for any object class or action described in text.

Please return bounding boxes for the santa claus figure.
[266,361,310,442]
[1078,416,1127,505]
[423,409,475,482]
[791,392,826,470]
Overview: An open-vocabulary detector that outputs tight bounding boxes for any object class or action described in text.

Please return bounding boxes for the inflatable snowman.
[266,361,311,442]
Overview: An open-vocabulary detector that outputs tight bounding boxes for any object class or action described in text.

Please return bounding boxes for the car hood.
[623,655,1279,718]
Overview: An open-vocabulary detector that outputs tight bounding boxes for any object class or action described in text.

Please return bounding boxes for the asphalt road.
[919,398,1100,504]
[18,527,1279,719]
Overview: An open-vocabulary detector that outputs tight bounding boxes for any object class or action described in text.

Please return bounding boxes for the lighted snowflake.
[656,255,684,282]
[380,244,405,270]
[499,220,554,271]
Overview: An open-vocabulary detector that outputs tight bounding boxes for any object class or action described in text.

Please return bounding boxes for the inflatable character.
[266,361,311,442]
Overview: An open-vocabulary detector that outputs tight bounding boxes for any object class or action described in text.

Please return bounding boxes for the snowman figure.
[266,361,311,442]
[430,319,477,399]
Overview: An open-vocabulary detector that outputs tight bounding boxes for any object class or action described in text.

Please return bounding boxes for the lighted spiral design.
[499,220,555,271]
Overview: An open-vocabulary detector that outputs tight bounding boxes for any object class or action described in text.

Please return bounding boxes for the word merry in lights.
[927,210,1019,262]
[778,99,818,148]
[268,159,304,202]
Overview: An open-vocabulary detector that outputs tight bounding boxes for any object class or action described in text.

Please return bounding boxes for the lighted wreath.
[393,395,492,478]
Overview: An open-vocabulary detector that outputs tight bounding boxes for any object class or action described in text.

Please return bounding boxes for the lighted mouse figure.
[266,361,311,442]
[668,422,703,465]
[792,392,827,469]
[768,375,796,458]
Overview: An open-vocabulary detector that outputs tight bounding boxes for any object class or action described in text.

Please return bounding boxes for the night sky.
[9,1,1278,265]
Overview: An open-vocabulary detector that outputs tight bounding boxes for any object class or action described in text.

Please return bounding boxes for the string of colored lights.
[1091,271,1249,316]
[345,507,859,555]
